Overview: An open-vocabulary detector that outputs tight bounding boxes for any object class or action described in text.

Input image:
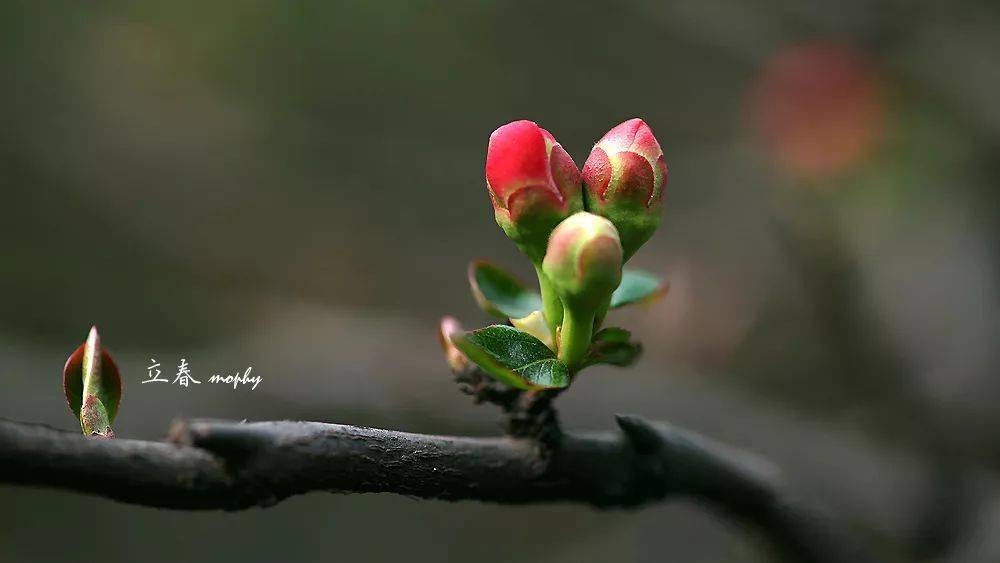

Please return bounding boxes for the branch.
[0,416,880,563]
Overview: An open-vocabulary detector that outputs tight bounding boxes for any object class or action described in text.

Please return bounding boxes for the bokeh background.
[2,1,999,561]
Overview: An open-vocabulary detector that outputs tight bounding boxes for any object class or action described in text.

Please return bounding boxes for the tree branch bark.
[0,416,880,563]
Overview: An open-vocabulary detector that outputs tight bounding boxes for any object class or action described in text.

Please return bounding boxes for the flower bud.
[542,212,623,369]
[581,118,667,260]
[486,120,583,264]
[543,212,623,311]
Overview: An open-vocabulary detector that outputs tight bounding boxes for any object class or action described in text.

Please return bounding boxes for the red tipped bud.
[63,326,121,438]
[582,118,667,260]
[486,120,583,263]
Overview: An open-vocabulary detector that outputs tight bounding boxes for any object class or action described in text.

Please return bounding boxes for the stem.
[534,264,563,337]
[558,305,594,369]
[593,294,612,331]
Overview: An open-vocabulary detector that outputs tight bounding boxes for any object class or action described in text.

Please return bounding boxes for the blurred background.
[2,1,998,561]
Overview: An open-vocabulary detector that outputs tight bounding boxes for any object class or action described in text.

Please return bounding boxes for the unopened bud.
[542,212,623,311]
[486,120,583,264]
[63,326,121,438]
[582,118,667,260]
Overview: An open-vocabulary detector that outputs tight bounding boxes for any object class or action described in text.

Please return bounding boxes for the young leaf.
[582,327,643,369]
[610,269,667,309]
[453,325,569,389]
[437,316,470,374]
[64,327,122,437]
[468,261,543,319]
[510,310,555,351]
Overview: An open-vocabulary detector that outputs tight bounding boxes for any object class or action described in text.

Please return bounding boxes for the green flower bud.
[543,212,623,310]
[542,212,623,369]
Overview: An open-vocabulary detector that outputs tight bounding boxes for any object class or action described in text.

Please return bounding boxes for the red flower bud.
[486,120,583,263]
[582,118,667,260]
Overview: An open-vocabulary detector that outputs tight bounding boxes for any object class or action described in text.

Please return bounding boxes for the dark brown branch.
[0,416,880,563]
[452,364,562,440]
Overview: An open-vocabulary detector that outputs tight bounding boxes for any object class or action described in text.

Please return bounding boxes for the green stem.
[534,264,563,337]
[558,305,594,370]
[593,294,612,331]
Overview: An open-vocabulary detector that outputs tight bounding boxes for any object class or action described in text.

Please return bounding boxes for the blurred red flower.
[749,42,886,180]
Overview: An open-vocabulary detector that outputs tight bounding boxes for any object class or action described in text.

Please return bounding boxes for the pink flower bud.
[543,212,623,310]
[486,120,583,263]
[581,118,667,260]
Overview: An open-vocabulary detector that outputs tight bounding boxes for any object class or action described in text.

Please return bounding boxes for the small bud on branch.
[63,326,121,438]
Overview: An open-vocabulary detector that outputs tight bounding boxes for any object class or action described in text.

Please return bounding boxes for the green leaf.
[610,269,666,309]
[453,325,569,389]
[468,261,543,319]
[582,327,643,369]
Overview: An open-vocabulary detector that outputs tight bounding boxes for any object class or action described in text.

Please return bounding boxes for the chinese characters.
[143,359,260,390]
[172,359,201,387]
[142,359,168,384]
